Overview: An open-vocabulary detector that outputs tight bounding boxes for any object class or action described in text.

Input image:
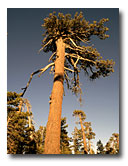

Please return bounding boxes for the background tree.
[105,133,119,154]
[35,126,46,154]
[21,12,115,154]
[84,122,95,154]
[96,140,105,154]
[71,127,84,154]
[60,117,72,154]
[73,110,88,154]
[34,118,71,154]
[7,91,36,154]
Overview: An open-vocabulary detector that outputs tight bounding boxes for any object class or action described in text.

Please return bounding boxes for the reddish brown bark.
[44,37,65,154]
[79,114,88,154]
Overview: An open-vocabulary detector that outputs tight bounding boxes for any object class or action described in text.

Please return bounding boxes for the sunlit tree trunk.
[79,114,88,154]
[44,37,65,154]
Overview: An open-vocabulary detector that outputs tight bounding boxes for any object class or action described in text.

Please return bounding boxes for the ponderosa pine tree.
[21,12,115,154]
[84,122,95,154]
[73,110,88,154]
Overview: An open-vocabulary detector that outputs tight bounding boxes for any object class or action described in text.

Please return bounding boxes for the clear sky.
[7,8,119,148]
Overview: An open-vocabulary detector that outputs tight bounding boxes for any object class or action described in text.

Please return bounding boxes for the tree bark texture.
[44,37,65,154]
[79,114,88,154]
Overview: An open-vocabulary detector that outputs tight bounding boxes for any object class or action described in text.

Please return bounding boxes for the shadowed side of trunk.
[44,37,65,154]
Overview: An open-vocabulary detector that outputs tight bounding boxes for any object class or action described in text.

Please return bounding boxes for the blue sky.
[7,8,119,148]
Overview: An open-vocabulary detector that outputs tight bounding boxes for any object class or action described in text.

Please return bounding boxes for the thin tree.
[96,140,105,154]
[73,110,88,154]
[71,127,83,154]
[84,122,95,154]
[21,12,115,154]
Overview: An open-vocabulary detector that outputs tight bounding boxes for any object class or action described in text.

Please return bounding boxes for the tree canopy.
[73,110,86,121]
[22,12,115,102]
[39,12,115,100]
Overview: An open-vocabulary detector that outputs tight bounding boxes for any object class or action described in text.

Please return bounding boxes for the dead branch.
[76,35,88,44]
[64,67,74,73]
[38,62,54,77]
[69,38,86,51]
[21,69,41,97]
[74,56,80,68]
[65,43,84,52]
[38,39,53,53]
[21,62,54,97]
[48,52,56,62]
[66,53,96,64]
[69,38,78,47]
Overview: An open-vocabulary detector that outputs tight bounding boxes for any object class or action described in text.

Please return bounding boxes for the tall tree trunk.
[79,114,88,154]
[44,37,65,154]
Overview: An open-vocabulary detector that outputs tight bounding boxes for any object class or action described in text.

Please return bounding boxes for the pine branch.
[38,62,54,77]
[48,52,56,62]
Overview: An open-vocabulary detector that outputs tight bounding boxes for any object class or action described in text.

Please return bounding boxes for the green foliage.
[96,140,105,154]
[71,127,84,154]
[73,110,86,121]
[60,117,72,154]
[83,122,95,154]
[84,122,95,140]
[72,111,96,154]
[7,91,23,113]
[35,126,46,154]
[7,91,36,154]
[42,12,109,51]
[105,133,119,154]
[7,92,119,154]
